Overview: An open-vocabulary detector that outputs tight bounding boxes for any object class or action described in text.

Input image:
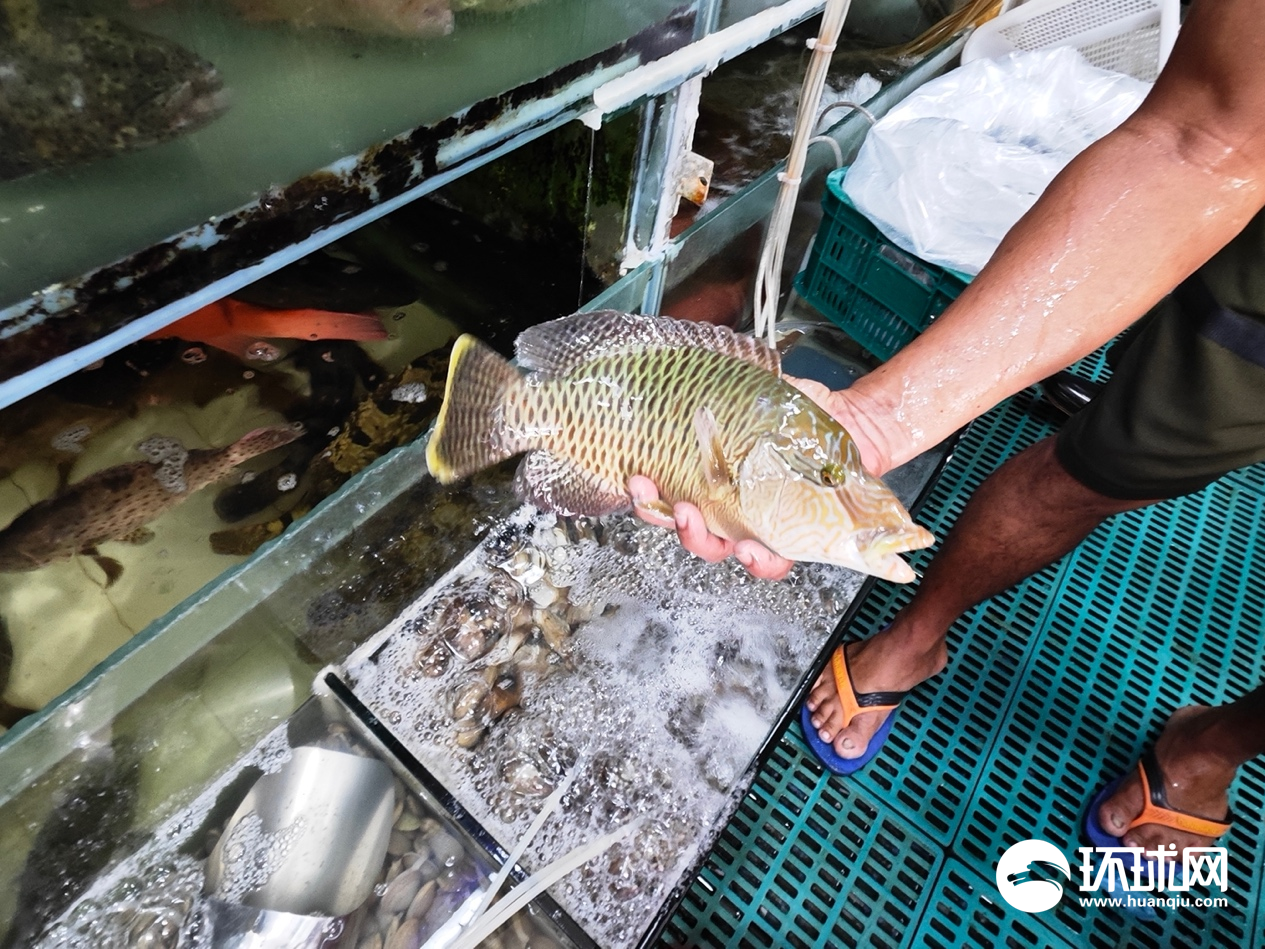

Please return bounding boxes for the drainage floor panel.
[660,351,1265,949]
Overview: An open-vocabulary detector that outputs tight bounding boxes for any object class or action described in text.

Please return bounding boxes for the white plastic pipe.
[445,818,642,949]
[579,0,825,129]
[752,0,854,347]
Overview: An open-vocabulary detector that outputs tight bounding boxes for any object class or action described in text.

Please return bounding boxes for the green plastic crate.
[794,168,971,361]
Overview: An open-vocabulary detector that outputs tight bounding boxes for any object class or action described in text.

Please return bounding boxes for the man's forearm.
[843,0,1265,473]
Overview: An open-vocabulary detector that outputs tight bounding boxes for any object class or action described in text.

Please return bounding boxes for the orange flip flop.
[1086,746,1233,847]
[800,643,908,775]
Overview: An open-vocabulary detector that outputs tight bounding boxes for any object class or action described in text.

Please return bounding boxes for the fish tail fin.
[226,423,305,465]
[427,336,525,483]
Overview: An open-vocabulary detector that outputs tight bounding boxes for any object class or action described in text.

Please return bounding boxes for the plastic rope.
[463,765,580,930]
[752,0,854,349]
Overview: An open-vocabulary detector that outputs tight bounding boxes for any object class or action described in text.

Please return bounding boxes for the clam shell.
[406,880,437,920]
[450,677,491,720]
[380,867,423,914]
[534,609,571,652]
[385,917,422,949]
[498,548,547,588]
[395,811,422,833]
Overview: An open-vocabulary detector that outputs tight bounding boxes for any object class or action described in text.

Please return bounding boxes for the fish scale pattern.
[659,348,1265,949]
[522,346,767,511]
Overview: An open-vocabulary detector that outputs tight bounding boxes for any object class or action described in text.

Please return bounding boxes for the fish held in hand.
[425,311,933,582]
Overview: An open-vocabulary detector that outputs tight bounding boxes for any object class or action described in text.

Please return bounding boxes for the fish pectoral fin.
[118,527,155,546]
[513,451,630,517]
[638,498,675,521]
[89,553,124,587]
[692,406,733,495]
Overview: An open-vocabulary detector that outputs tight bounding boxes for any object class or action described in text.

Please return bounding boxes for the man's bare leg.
[807,436,1157,760]
[1096,690,1265,853]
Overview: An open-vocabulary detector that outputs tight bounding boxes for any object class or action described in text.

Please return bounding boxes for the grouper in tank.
[0,423,302,584]
[0,0,229,180]
[425,311,933,582]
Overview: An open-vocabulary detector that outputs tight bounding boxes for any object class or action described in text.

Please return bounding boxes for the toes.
[806,671,835,712]
[804,675,846,739]
[1098,773,1142,835]
[1099,796,1130,834]
[810,700,844,738]
[832,722,866,759]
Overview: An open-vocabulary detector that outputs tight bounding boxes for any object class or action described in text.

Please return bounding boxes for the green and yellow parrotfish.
[425,311,933,582]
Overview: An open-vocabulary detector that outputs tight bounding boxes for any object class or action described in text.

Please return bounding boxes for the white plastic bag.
[842,47,1152,275]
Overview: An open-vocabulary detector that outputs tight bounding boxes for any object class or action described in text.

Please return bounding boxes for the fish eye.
[820,463,845,486]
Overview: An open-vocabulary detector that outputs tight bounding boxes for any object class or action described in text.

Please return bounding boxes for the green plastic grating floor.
[659,350,1265,949]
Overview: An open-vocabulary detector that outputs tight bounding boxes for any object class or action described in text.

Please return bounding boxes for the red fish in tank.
[148,299,389,362]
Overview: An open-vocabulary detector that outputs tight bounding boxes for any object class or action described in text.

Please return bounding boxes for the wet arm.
[835,0,1265,474]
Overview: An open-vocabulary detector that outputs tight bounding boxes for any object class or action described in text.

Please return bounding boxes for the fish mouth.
[164,68,230,134]
[855,525,935,557]
[855,525,935,583]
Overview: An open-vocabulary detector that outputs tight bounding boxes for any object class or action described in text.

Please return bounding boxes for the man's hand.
[628,475,796,580]
[629,374,888,579]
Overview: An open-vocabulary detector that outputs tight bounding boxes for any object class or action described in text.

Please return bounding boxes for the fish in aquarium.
[146,297,389,361]
[0,617,35,726]
[450,0,544,11]
[0,0,229,181]
[227,0,453,38]
[426,311,933,582]
[0,423,302,584]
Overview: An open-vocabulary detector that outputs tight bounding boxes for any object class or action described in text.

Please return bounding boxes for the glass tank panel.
[0,0,691,310]
[663,35,961,328]
[0,35,963,947]
[0,100,641,729]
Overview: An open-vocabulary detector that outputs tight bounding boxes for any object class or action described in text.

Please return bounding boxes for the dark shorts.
[1055,277,1265,500]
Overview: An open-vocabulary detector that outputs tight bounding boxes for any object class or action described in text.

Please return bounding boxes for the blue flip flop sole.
[1085,773,1127,848]
[1084,772,1160,920]
[799,701,898,776]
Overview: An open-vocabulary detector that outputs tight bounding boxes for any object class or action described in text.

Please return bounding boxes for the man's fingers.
[674,503,735,563]
[784,374,832,407]
[733,539,795,580]
[629,475,675,528]
[630,475,797,577]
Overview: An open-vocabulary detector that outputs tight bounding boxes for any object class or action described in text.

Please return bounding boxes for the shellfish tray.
[34,692,579,949]
[316,505,872,949]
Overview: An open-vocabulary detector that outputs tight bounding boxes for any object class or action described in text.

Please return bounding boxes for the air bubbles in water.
[344,507,862,946]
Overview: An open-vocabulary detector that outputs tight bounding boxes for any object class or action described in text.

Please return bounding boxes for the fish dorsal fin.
[515,311,781,377]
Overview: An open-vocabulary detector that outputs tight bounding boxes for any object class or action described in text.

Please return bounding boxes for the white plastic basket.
[962,0,1179,81]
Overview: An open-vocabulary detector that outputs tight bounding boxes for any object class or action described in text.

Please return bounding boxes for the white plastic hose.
[752,0,854,348]
[445,818,642,949]
[419,766,580,949]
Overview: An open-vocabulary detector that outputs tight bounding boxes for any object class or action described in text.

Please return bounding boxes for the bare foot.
[1097,705,1235,854]
[805,625,946,760]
